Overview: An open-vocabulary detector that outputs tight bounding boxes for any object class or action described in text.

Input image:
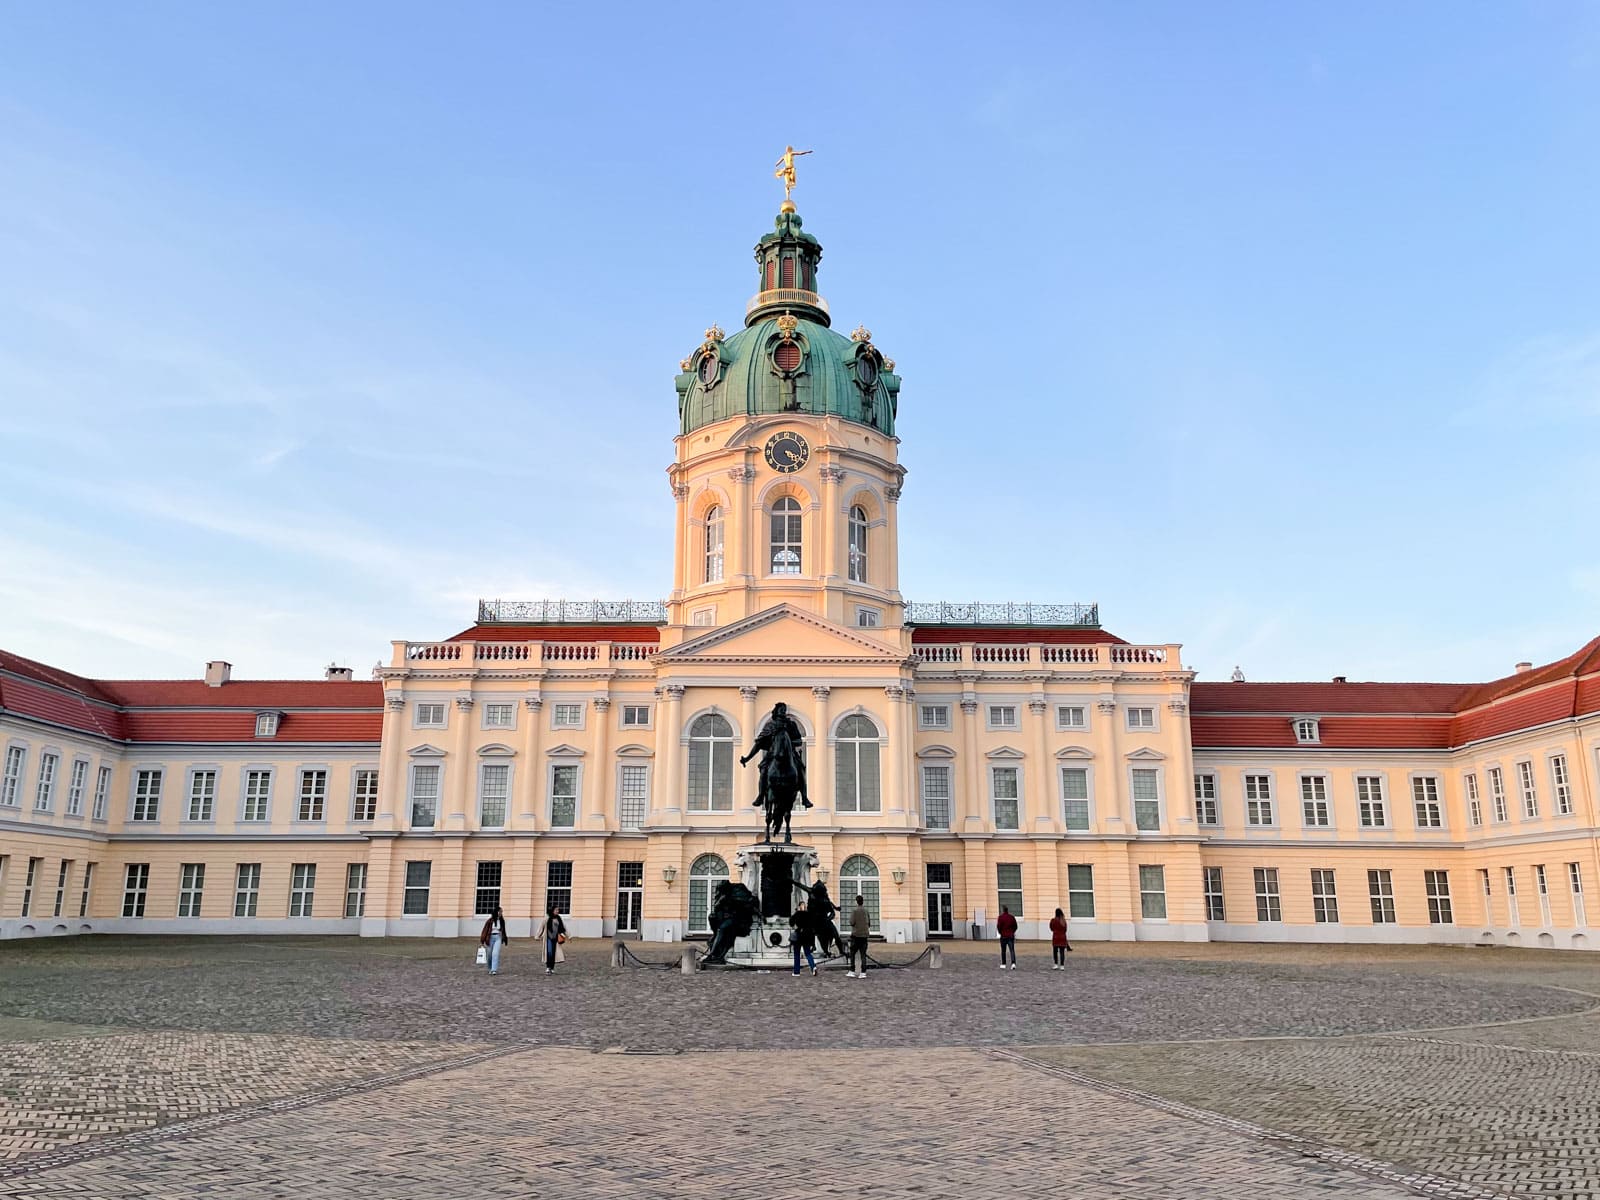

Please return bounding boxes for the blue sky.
[2,3,1597,685]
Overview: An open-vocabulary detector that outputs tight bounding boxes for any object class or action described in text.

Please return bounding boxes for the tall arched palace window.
[770,497,802,575]
[847,505,869,583]
[834,714,882,813]
[704,506,724,583]
[686,713,735,812]
[688,853,728,934]
[839,854,881,933]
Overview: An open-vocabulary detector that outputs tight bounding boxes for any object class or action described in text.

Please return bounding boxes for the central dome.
[675,210,900,437]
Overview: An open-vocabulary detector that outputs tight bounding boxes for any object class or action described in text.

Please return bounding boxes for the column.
[959,684,983,833]
[883,483,903,603]
[1028,689,1059,835]
[654,685,686,821]
[1096,696,1124,828]
[820,464,845,588]
[379,692,407,831]
[810,686,832,817]
[1169,696,1192,837]
[884,683,909,819]
[449,695,475,831]
[730,466,756,591]
[587,695,612,830]
[669,481,689,603]
[519,692,544,830]
[739,685,759,754]
[359,833,395,937]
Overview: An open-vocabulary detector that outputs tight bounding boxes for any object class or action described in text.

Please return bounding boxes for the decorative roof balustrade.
[905,602,1099,627]
[397,640,658,670]
[477,599,668,624]
[911,642,1177,671]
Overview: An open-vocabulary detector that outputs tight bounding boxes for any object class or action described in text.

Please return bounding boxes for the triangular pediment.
[1125,747,1166,761]
[409,743,446,758]
[545,743,586,758]
[986,745,1026,760]
[660,604,905,664]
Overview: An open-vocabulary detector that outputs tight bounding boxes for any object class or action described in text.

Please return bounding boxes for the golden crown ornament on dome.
[704,323,725,344]
[679,356,695,372]
[850,325,872,343]
[775,312,799,339]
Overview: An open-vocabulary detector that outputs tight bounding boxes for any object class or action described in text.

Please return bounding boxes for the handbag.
[556,932,568,945]
[474,946,487,966]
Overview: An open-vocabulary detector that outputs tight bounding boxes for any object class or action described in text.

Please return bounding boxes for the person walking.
[997,904,1018,970]
[536,904,567,976]
[846,894,871,978]
[479,904,509,975]
[790,900,817,976]
[1048,906,1072,969]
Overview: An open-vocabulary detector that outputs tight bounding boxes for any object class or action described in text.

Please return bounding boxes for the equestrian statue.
[701,879,760,965]
[740,701,811,843]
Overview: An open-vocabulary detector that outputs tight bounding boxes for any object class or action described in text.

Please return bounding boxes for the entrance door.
[617,862,643,934]
[926,863,954,937]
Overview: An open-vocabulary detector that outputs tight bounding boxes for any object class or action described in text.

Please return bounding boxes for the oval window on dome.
[855,353,878,387]
[773,341,802,373]
[698,352,718,387]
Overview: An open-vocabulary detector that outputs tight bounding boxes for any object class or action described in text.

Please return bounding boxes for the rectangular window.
[856,607,881,628]
[987,704,1018,730]
[553,703,584,727]
[921,764,952,830]
[409,764,440,828]
[621,704,651,727]
[297,770,328,822]
[996,862,1023,917]
[1569,862,1587,927]
[1412,776,1443,828]
[919,704,951,730]
[1131,768,1160,831]
[991,766,1020,830]
[130,769,162,822]
[242,769,272,821]
[546,860,573,916]
[1311,868,1339,923]
[1061,767,1090,831]
[1367,868,1396,924]
[550,764,578,828]
[92,765,111,820]
[1356,775,1387,827]
[21,857,40,916]
[1,746,24,806]
[415,702,446,727]
[255,712,279,737]
[483,702,515,729]
[619,764,649,829]
[352,769,379,821]
[234,863,261,917]
[1244,774,1274,826]
[187,770,217,822]
[78,862,95,917]
[53,860,71,917]
[479,763,510,827]
[65,760,87,817]
[1488,767,1509,822]
[122,863,149,918]
[34,751,58,811]
[1535,863,1552,926]
[403,861,432,916]
[1550,755,1574,816]
[1138,864,1167,919]
[691,607,716,627]
[1203,866,1225,921]
[1425,869,1453,924]
[1465,772,1482,826]
[1299,775,1330,827]
[1254,867,1282,922]
[1516,760,1539,819]
[1294,717,1320,744]
[1480,868,1493,920]
[344,863,367,918]
[177,863,205,917]
[1127,706,1155,731]
[288,863,317,917]
[1067,863,1095,918]
[1193,773,1218,826]
[1056,705,1087,730]
[475,860,503,915]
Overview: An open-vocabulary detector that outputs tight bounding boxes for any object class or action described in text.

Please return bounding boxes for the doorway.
[617,861,643,935]
[926,862,953,937]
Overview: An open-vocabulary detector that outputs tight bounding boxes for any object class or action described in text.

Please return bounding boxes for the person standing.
[536,904,567,976]
[790,900,817,976]
[479,904,509,975]
[997,904,1018,970]
[1048,906,1072,969]
[847,894,871,978]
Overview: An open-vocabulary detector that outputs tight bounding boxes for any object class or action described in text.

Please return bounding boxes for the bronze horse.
[759,721,809,843]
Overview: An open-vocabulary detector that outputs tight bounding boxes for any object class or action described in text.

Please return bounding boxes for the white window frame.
[34,750,59,812]
[177,863,205,918]
[234,863,261,917]
[345,862,368,918]
[1505,866,1521,926]
[1464,771,1482,827]
[690,605,717,627]
[769,495,803,576]
[1203,865,1225,921]
[1310,868,1339,923]
[986,704,1020,731]
[833,713,884,814]
[1067,863,1096,919]
[1138,864,1167,921]
[478,761,512,828]
[413,702,447,730]
[1293,716,1321,745]
[548,760,581,829]
[1568,862,1587,927]
[402,860,432,916]
[296,768,329,823]
[92,765,111,821]
[1535,863,1552,926]
[686,711,737,812]
[52,859,71,917]
[620,704,653,729]
[408,762,441,829]
[1,743,26,807]
[254,712,280,738]
[1193,771,1218,826]
[1243,772,1276,827]
[1253,867,1283,922]
[1126,706,1157,733]
[990,764,1022,830]
[1487,765,1509,823]
[1515,759,1539,819]
[241,766,274,822]
[1055,704,1089,732]
[618,762,650,830]
[1299,773,1331,828]
[551,702,586,730]
[129,767,163,823]
[1548,754,1574,816]
[1410,774,1443,830]
[847,504,870,584]
[704,505,725,584]
[121,863,149,918]
[65,758,89,817]
[288,863,317,918]
[1425,869,1453,925]
[1356,774,1389,828]
[1060,764,1093,832]
[481,702,516,731]
[918,703,952,731]
[855,606,882,629]
[351,767,379,822]
[1129,766,1163,833]
[1367,868,1396,924]
[920,762,953,831]
[185,767,218,823]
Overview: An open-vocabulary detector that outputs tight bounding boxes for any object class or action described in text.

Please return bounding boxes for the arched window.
[847,505,869,583]
[770,497,802,575]
[780,255,796,289]
[839,854,880,934]
[834,713,882,813]
[686,713,735,812]
[688,853,729,935]
[704,506,724,584]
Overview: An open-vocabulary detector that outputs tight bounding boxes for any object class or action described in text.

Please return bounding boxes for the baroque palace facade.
[4,204,1600,949]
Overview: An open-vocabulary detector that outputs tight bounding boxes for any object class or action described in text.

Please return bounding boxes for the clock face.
[764,430,810,474]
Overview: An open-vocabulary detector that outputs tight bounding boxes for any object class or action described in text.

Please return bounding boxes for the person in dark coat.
[479,904,509,975]
[1049,906,1073,968]
[997,905,1018,970]
[536,904,567,975]
[790,900,817,976]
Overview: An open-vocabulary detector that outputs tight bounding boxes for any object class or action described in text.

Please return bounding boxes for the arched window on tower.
[770,497,802,575]
[688,853,729,934]
[780,255,796,289]
[848,505,869,583]
[704,506,724,584]
[834,713,882,813]
[839,854,881,933]
[686,713,734,812]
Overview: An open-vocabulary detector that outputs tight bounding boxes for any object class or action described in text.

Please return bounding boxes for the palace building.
[3,202,1599,949]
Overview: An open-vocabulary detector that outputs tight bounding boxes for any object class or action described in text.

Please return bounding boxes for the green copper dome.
[676,211,900,437]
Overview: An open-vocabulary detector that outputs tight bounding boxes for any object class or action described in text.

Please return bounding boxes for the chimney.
[1332,675,1347,684]
[325,664,354,682]
[204,660,232,687]
[1515,661,1533,674]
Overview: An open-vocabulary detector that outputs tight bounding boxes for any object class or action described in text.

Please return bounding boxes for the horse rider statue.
[740,701,812,842]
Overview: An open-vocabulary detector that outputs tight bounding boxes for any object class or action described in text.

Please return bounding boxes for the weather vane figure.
[774,145,812,211]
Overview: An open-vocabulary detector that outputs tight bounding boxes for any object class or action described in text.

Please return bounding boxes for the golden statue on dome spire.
[774,145,812,213]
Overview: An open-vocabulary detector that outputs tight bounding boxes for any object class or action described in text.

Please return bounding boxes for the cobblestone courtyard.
[1,938,1597,1198]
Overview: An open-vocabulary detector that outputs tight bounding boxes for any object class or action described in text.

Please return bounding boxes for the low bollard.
[681,945,700,975]
[611,941,627,969]
[926,944,943,969]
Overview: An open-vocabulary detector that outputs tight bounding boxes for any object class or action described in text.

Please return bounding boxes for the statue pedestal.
[725,840,817,969]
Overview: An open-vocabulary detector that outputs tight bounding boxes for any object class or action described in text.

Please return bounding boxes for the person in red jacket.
[1049,907,1073,969]
[996,905,1018,970]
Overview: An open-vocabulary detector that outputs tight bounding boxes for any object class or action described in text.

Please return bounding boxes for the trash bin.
[970,922,983,942]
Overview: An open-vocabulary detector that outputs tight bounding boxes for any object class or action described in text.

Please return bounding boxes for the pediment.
[1055,745,1095,760]
[409,743,446,758]
[916,744,957,759]
[986,745,1026,760]
[545,743,586,758]
[616,743,655,757]
[659,604,905,664]
[1125,747,1166,761]
[478,742,516,757]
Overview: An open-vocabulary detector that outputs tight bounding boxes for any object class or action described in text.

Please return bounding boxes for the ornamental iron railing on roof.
[477,599,669,624]
[904,602,1099,627]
